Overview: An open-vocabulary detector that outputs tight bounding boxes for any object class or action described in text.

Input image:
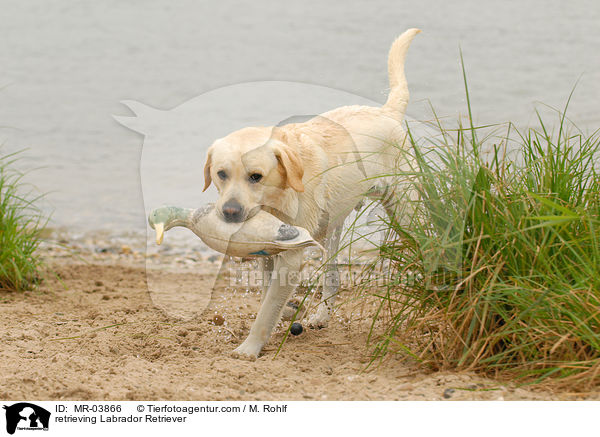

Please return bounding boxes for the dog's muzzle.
[222,199,244,223]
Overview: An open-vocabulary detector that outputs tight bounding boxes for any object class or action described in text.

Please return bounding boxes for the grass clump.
[361,69,600,388]
[0,150,47,292]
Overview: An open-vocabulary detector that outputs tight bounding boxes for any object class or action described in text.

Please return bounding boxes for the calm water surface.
[0,0,598,237]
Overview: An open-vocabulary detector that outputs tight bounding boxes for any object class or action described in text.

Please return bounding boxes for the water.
[0,0,598,238]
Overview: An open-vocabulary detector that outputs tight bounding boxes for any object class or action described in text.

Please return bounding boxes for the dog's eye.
[217,170,227,180]
[249,173,263,183]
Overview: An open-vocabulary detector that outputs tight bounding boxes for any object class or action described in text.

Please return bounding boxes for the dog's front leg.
[232,249,303,360]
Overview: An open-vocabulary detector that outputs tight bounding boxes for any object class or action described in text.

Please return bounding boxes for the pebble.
[290,322,303,336]
[211,314,225,326]
[443,388,455,399]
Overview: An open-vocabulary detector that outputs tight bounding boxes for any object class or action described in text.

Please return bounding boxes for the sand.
[1,244,596,401]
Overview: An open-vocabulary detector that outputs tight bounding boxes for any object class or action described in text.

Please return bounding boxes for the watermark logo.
[3,403,50,435]
[114,81,395,320]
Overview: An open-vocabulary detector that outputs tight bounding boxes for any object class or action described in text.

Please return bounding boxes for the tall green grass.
[0,150,47,292]
[361,71,600,388]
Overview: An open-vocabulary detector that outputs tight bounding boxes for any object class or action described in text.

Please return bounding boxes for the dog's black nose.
[222,199,244,223]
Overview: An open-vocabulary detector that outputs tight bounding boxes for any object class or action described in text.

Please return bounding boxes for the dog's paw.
[305,310,330,329]
[231,341,262,361]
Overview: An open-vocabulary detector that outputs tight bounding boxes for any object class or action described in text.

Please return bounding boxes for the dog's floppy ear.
[203,147,213,192]
[272,140,304,192]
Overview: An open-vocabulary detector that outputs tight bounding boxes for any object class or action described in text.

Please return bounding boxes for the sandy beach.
[1,238,597,402]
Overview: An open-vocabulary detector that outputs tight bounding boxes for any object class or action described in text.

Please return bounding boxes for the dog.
[202,28,420,359]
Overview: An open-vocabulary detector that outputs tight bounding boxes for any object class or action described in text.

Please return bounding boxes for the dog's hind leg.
[367,183,400,221]
[259,256,274,304]
[306,224,343,328]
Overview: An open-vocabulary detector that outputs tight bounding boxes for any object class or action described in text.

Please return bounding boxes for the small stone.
[443,388,455,399]
[290,322,303,336]
[95,280,104,287]
[212,314,225,326]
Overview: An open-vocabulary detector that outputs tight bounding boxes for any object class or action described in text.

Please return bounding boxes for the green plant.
[0,150,47,292]
[359,63,600,388]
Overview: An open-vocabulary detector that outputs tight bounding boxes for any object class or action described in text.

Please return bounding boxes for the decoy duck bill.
[155,223,165,245]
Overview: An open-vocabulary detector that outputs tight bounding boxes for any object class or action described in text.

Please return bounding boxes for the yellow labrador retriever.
[203,28,420,359]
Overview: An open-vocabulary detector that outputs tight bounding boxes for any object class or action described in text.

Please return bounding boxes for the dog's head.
[203,126,304,223]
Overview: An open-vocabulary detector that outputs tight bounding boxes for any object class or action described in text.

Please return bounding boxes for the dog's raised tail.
[385,28,421,115]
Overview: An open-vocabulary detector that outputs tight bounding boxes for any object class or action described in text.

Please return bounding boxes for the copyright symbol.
[137,405,145,412]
